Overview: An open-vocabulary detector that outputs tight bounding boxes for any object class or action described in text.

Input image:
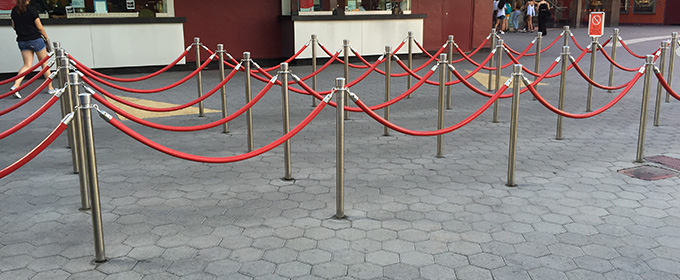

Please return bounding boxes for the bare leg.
[35,48,54,90]
[12,50,35,88]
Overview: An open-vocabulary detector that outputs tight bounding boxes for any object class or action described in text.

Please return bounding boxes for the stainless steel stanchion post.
[507,64,523,187]
[493,39,503,123]
[437,53,447,158]
[636,56,655,163]
[533,33,542,99]
[488,29,497,92]
[217,44,229,133]
[654,42,669,126]
[586,37,599,112]
[243,52,254,151]
[78,80,107,263]
[407,31,413,97]
[343,39,350,120]
[556,46,570,140]
[446,35,454,109]
[608,29,619,92]
[311,34,318,106]
[69,72,90,211]
[194,37,204,117]
[55,48,77,173]
[335,78,346,219]
[384,46,392,136]
[667,32,678,103]
[280,63,293,180]
[563,26,570,47]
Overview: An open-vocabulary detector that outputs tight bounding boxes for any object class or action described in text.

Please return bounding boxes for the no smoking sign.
[589,12,605,37]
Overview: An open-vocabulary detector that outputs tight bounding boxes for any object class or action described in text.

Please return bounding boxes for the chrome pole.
[69,72,90,211]
[244,52,254,151]
[608,29,619,92]
[311,34,318,106]
[654,42,669,126]
[194,37,204,117]
[437,53,447,158]
[667,32,678,103]
[563,26,570,47]
[636,55,655,163]
[384,46,391,136]
[488,29,497,92]
[507,64,523,187]
[533,33,542,99]
[493,39,503,123]
[280,63,293,180]
[335,78,346,219]
[556,46,570,140]
[586,37,598,112]
[217,44,229,133]
[407,31,413,97]
[78,82,107,263]
[343,39,350,120]
[55,48,77,173]
[446,35,454,109]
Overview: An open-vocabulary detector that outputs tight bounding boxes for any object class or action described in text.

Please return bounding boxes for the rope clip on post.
[348,91,359,102]
[61,112,75,125]
[323,89,336,103]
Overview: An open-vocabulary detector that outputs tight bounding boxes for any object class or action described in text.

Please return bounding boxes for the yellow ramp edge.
[465,70,548,90]
[104,96,221,120]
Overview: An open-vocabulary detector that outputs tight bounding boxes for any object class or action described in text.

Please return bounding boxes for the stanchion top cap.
[385,45,391,52]
[280,62,288,70]
[562,46,570,53]
[194,37,200,43]
[343,39,350,45]
[217,44,224,51]
[335,77,346,87]
[563,25,570,30]
[243,52,250,58]
[513,64,523,73]
[311,34,317,39]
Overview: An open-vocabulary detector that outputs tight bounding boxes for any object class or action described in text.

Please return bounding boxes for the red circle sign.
[592,15,602,25]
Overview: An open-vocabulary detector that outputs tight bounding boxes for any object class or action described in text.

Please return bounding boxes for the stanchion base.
[332,214,347,220]
[281,177,296,182]
[79,207,91,211]
[92,258,108,264]
[505,183,517,188]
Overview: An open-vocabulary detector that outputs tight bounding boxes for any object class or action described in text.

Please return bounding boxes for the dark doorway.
[665,0,680,24]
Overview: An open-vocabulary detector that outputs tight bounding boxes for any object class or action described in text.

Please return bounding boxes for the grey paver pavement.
[2,26,680,279]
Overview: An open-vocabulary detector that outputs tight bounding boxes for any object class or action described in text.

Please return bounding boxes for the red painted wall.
[412,0,489,51]
[176,0,489,61]
[175,0,283,61]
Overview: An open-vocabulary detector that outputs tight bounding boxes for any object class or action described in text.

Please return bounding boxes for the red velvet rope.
[655,71,680,101]
[0,55,51,86]
[0,66,51,99]
[450,37,490,64]
[68,50,190,83]
[527,70,644,118]
[503,40,538,57]
[619,38,648,59]
[351,83,508,136]
[570,60,635,90]
[296,68,436,112]
[570,34,586,52]
[0,95,61,140]
[0,79,52,116]
[102,99,327,163]
[81,65,239,112]
[75,55,214,94]
[90,79,274,132]
[523,34,564,56]
[0,122,67,178]
[598,45,644,72]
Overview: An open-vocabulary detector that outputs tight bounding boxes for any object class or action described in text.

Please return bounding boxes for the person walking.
[10,0,55,99]
[537,0,551,36]
[524,0,536,32]
[503,0,511,32]
[493,0,507,34]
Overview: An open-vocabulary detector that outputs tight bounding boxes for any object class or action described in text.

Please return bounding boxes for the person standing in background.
[511,2,522,32]
[524,0,536,32]
[503,0,511,32]
[493,0,507,34]
[537,0,550,36]
[10,0,55,99]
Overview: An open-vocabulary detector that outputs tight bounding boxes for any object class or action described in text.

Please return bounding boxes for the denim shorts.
[18,38,46,52]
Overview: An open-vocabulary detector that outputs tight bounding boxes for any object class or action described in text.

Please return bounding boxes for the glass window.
[633,0,654,14]
[296,0,411,14]
[0,0,173,17]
